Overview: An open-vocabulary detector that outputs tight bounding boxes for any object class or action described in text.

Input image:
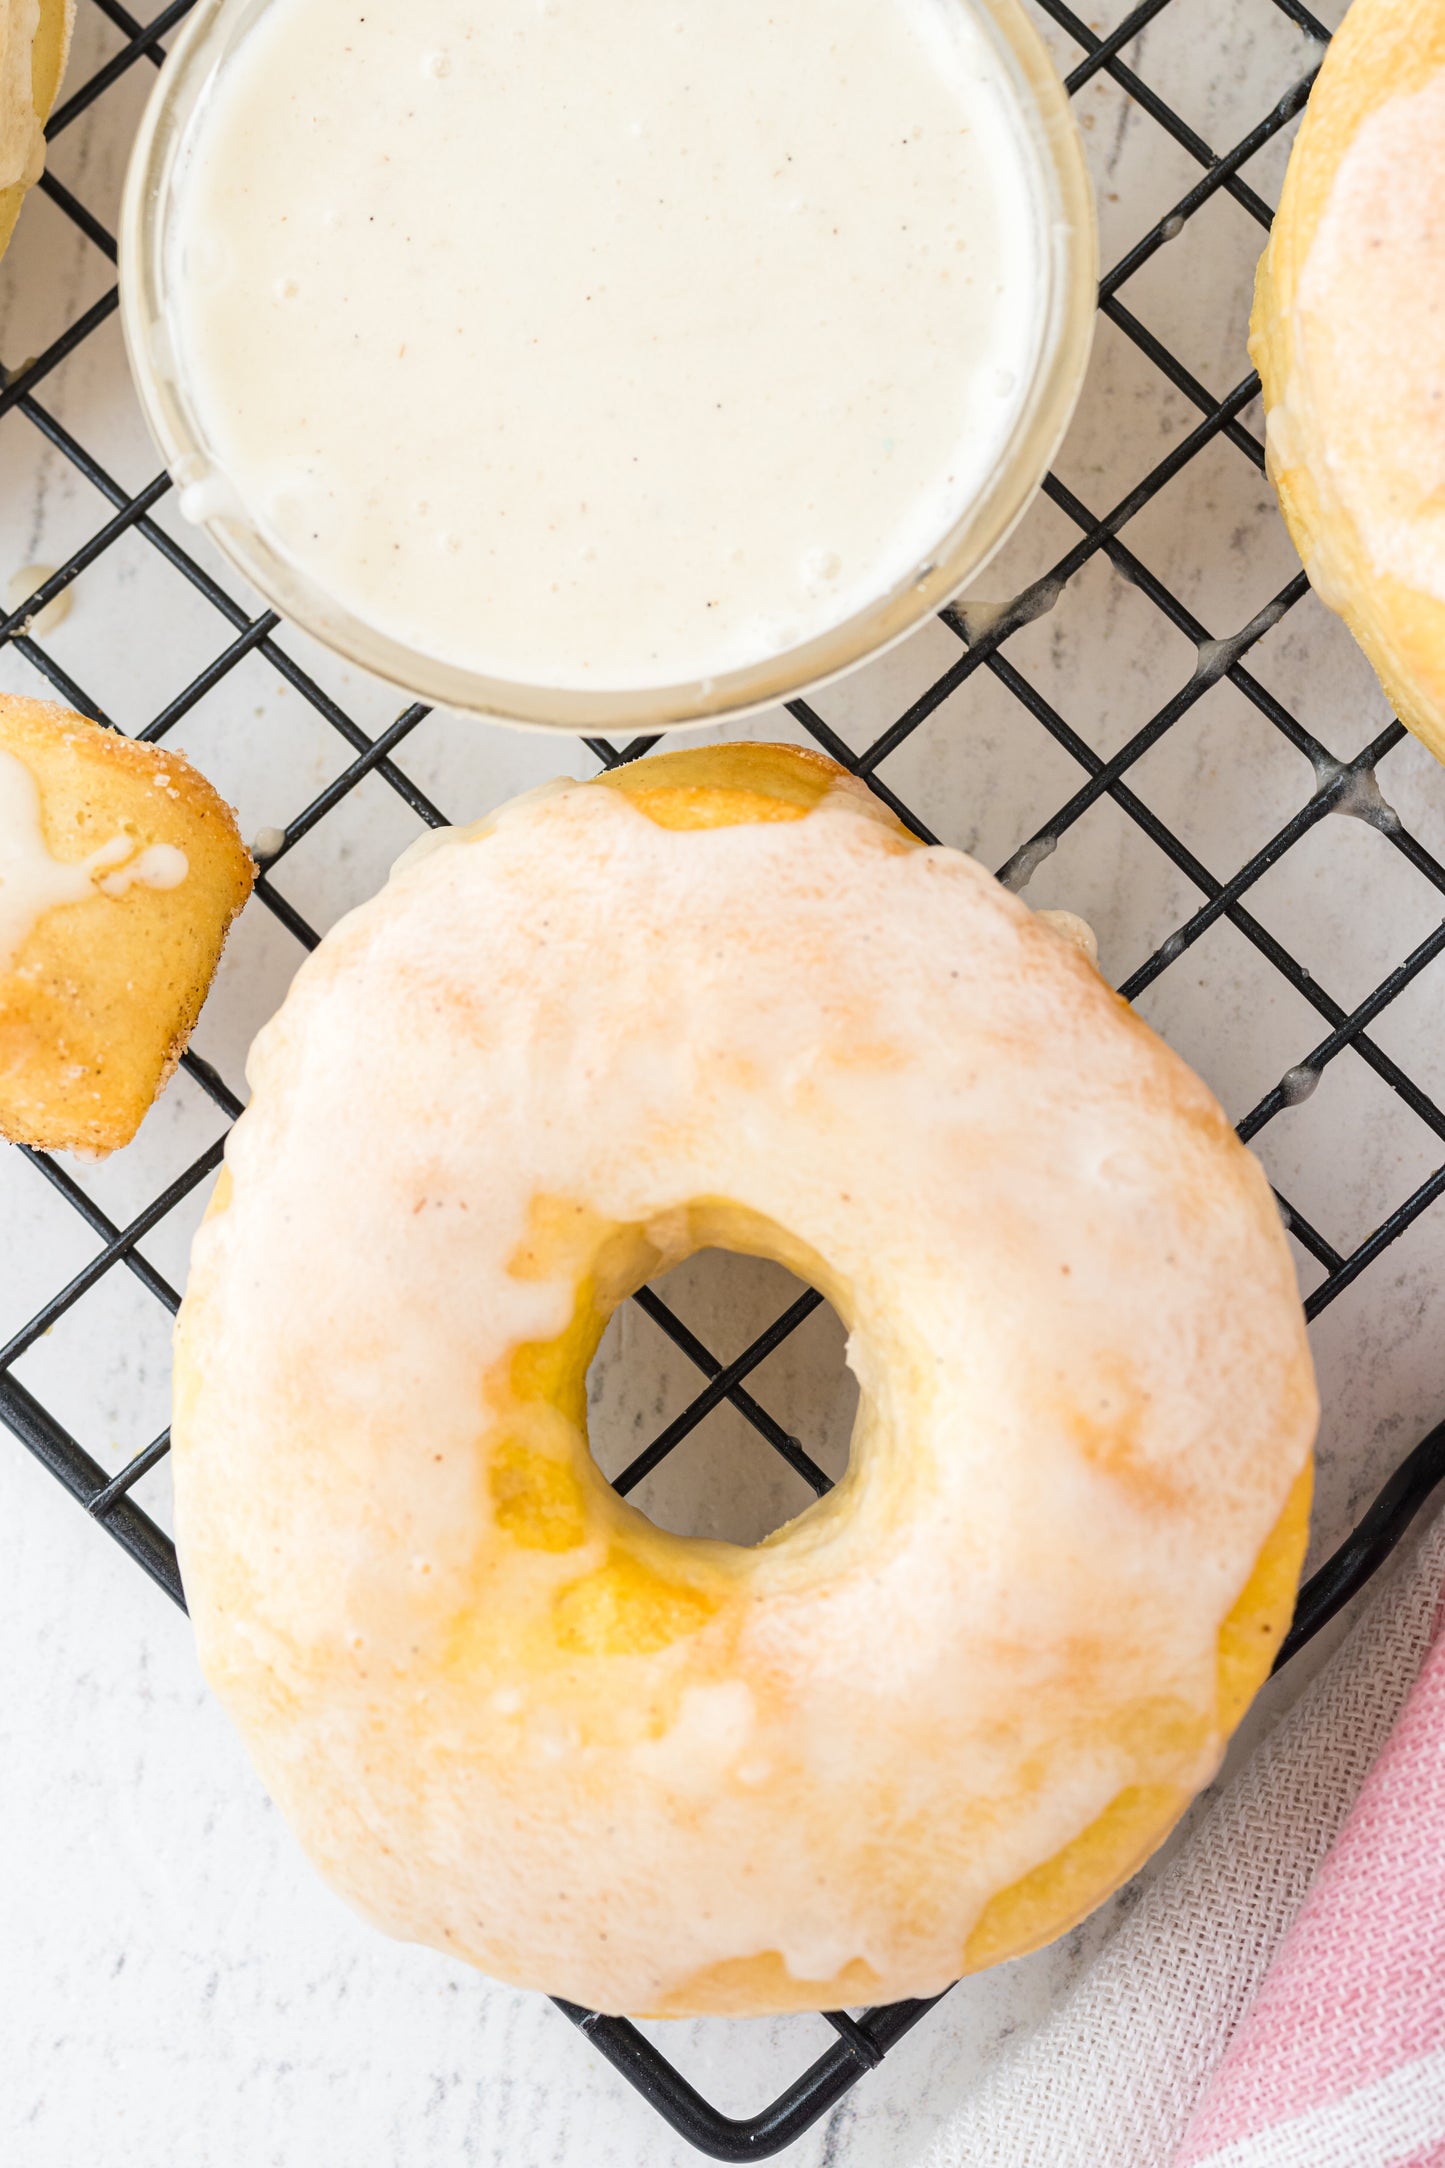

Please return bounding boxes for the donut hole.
[586,1248,856,1547]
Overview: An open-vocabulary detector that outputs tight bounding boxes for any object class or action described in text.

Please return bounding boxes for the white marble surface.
[10,0,1443,2162]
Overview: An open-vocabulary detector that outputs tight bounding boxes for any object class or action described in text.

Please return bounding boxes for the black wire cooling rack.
[8,0,1445,2158]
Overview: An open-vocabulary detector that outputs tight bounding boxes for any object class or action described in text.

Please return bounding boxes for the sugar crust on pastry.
[0,695,253,1153]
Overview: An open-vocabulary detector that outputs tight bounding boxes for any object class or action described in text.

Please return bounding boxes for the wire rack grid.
[5,0,1445,2158]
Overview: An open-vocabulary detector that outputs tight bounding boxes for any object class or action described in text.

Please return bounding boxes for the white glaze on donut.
[173,776,1314,2013]
[1293,64,1445,605]
[0,746,189,971]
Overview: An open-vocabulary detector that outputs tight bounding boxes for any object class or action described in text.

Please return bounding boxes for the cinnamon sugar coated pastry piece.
[1251,0,1445,763]
[173,743,1316,2019]
[0,0,74,260]
[0,696,253,1153]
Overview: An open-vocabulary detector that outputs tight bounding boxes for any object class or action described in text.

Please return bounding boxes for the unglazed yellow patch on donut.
[610,783,811,830]
[594,739,918,842]
[962,1781,1185,1972]
[489,1439,588,1553]
[502,1201,669,1429]
[504,1303,597,1434]
[596,740,838,815]
[507,1193,648,1292]
[1215,1457,1312,1735]
[496,1191,847,1477]
[958,1460,1313,1974]
[641,1950,883,2021]
[554,1546,719,1656]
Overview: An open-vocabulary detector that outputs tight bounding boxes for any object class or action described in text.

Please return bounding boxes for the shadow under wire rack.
[5,0,1445,2157]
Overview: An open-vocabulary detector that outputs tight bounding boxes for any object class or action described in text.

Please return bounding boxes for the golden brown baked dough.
[0,696,253,1153]
[0,0,74,261]
[1251,0,1445,762]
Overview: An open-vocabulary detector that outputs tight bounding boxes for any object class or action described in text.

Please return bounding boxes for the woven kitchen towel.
[917,1502,1445,2168]
[1173,1580,1445,2165]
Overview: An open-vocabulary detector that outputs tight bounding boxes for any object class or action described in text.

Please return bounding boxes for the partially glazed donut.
[1252,0,1445,762]
[0,0,74,261]
[173,744,1316,2018]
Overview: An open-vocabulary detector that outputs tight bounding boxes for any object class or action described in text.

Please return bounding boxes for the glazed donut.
[0,0,74,261]
[1252,0,1445,764]
[173,743,1316,2018]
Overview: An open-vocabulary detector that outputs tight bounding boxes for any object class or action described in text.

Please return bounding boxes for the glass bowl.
[119,0,1096,733]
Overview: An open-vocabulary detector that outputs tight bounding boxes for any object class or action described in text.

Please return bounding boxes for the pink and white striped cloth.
[1174,1592,1445,2168]
[919,1505,1445,2168]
